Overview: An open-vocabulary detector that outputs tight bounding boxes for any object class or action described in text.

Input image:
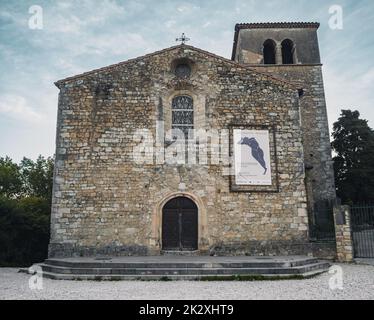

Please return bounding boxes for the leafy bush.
[0,156,53,266]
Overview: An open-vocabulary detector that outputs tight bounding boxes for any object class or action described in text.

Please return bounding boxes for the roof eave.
[235,22,320,30]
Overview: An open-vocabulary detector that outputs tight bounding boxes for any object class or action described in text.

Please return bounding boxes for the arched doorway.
[162,197,198,251]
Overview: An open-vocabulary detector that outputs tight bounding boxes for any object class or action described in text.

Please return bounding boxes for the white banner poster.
[234,129,272,186]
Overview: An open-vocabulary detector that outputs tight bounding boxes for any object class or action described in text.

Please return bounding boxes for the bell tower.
[232,22,337,240]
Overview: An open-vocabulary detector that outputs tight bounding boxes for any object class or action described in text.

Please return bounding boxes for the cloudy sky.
[1,0,373,162]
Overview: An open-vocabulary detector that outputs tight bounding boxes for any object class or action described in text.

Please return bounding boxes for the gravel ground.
[0,264,373,300]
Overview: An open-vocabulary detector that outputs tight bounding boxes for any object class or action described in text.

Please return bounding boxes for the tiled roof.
[235,22,320,31]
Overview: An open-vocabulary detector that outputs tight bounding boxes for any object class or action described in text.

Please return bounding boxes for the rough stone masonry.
[49,22,336,258]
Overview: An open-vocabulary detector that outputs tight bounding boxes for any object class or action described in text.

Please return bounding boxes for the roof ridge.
[55,44,300,90]
[55,44,182,87]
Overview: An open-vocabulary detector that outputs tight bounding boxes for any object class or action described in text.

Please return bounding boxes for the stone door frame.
[151,192,208,253]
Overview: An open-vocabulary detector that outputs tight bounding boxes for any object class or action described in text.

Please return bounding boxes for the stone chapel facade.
[49,22,336,258]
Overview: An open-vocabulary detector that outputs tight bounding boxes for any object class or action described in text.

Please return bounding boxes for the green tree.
[0,155,54,266]
[20,156,54,202]
[331,110,374,204]
[0,196,50,266]
[0,157,23,198]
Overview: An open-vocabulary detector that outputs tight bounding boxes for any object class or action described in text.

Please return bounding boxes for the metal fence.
[309,199,336,241]
[350,204,374,258]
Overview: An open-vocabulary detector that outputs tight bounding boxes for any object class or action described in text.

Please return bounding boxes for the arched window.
[172,95,194,138]
[263,39,276,64]
[281,39,295,64]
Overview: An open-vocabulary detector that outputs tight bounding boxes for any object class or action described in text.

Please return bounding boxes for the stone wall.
[334,205,354,262]
[49,45,310,258]
[250,65,336,238]
[233,26,321,64]
[232,24,337,242]
[311,241,337,260]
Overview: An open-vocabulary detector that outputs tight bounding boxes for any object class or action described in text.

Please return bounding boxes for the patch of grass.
[159,276,173,281]
[37,271,326,282]
[199,273,324,282]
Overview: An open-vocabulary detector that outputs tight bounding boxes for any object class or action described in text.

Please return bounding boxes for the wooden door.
[162,197,198,251]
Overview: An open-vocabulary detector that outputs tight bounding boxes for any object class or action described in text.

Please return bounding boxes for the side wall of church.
[49,47,311,257]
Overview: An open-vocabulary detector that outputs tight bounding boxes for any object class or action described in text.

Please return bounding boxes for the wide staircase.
[25,256,331,281]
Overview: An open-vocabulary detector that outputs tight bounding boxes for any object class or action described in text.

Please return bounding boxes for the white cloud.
[0,9,27,28]
[57,1,73,10]
[177,5,189,13]
[177,3,200,13]
[43,0,127,35]
[56,57,85,75]
[0,95,45,123]
[49,14,86,34]
[84,32,152,56]
[324,65,374,130]
[165,20,176,28]
[360,67,374,86]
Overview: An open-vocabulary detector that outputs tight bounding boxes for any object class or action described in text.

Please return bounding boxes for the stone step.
[39,262,329,276]
[37,267,329,281]
[44,257,320,269]
[26,256,330,281]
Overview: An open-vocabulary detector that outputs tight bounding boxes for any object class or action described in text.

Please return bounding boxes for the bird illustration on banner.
[238,137,268,175]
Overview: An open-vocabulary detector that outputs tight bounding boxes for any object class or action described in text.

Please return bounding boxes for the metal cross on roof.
[176,33,190,45]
